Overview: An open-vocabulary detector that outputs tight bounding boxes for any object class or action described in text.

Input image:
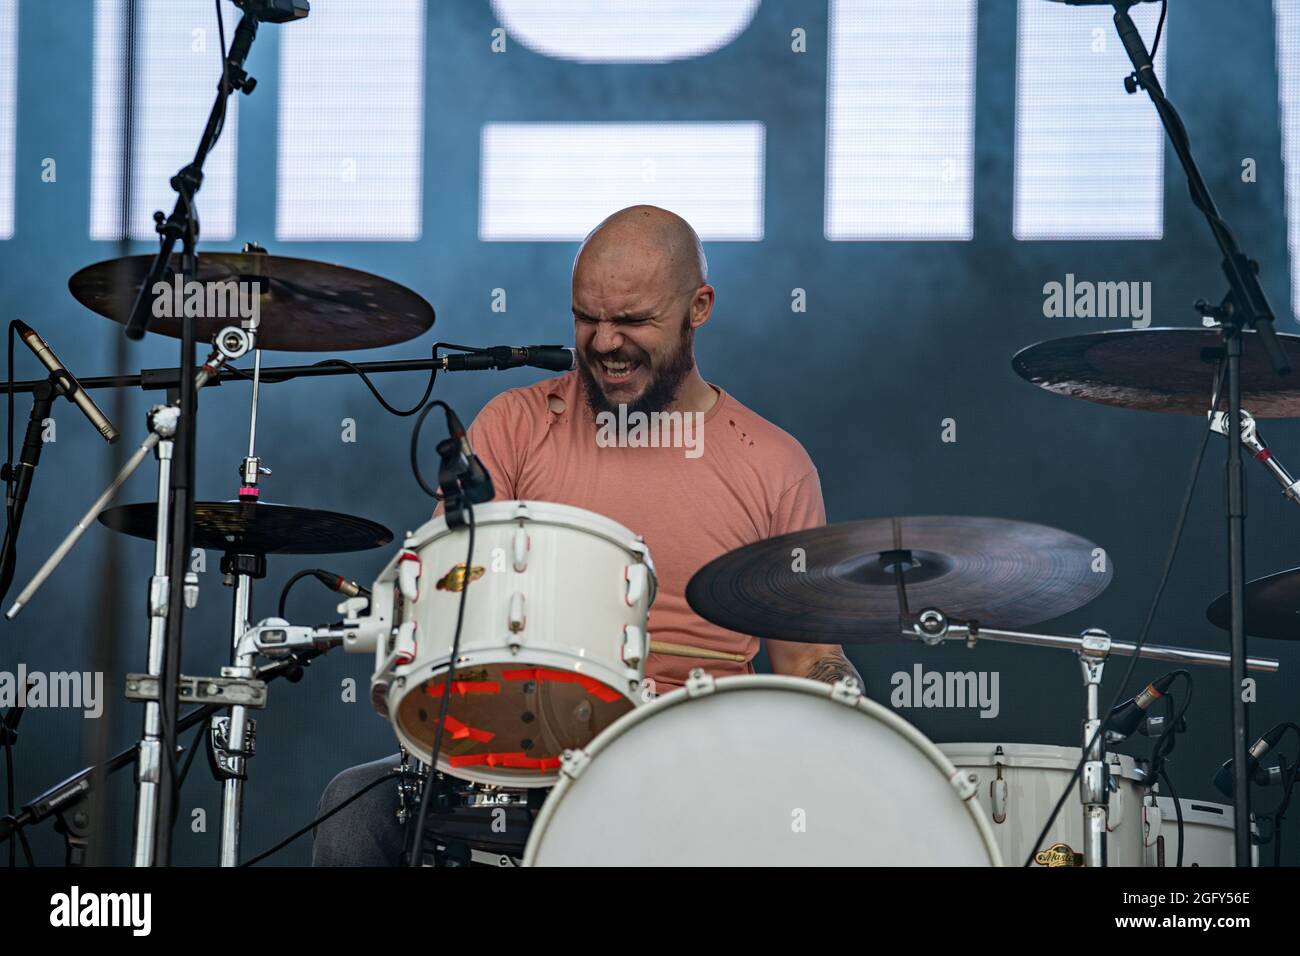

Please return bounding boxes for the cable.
[278,568,328,619]
[407,505,475,867]
[1159,768,1184,868]
[3,726,13,867]
[240,771,395,867]
[1024,363,1224,866]
[176,719,207,792]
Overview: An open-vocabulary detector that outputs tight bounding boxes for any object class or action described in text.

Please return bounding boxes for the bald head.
[573,205,707,293]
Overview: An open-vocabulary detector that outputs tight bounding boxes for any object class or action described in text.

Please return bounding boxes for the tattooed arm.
[766,640,864,688]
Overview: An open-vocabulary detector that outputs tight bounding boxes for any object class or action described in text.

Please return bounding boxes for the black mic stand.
[1108,0,1291,866]
[116,8,270,865]
[0,370,79,602]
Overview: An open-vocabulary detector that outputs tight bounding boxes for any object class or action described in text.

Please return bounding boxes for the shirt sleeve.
[769,467,827,537]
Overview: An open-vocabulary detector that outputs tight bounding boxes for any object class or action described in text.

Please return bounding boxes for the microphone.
[442,406,494,505]
[441,346,576,373]
[234,0,310,23]
[1105,672,1178,742]
[14,321,119,443]
[1212,723,1291,798]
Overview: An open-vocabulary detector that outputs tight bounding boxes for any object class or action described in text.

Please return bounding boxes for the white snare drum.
[368,501,656,788]
[1145,797,1259,867]
[525,673,1002,866]
[938,742,1150,867]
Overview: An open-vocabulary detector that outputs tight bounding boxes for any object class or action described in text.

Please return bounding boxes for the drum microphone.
[310,570,370,601]
[440,346,576,373]
[14,321,119,443]
[1212,723,1292,798]
[1105,672,1178,742]
[442,406,494,504]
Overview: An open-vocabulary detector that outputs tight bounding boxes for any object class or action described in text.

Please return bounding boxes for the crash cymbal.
[685,515,1110,644]
[1012,328,1300,417]
[69,253,434,351]
[99,501,392,555]
[1206,567,1300,641]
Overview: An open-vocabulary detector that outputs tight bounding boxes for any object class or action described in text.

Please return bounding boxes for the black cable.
[240,771,395,867]
[408,505,474,867]
[3,727,13,867]
[410,400,443,498]
[1150,1,1167,61]
[278,568,328,619]
[1159,768,1184,868]
[1025,364,1223,866]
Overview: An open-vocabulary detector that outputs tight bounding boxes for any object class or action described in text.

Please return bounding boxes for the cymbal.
[1206,568,1300,641]
[69,253,434,351]
[99,501,392,555]
[685,516,1110,645]
[1012,328,1300,417]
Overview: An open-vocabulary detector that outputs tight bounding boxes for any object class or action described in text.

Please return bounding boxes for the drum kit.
[3,0,1300,871]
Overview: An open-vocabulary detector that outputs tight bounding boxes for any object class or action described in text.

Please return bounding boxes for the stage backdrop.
[2,0,1299,865]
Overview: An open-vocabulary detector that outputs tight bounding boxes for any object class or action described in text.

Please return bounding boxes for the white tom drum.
[525,673,1003,866]
[1145,797,1259,867]
[367,501,656,788]
[938,742,1150,867]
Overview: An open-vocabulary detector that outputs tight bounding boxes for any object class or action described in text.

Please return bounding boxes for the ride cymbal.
[69,253,434,352]
[1012,328,1300,417]
[1206,567,1300,641]
[685,515,1110,644]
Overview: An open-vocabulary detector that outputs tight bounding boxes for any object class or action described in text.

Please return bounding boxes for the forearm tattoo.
[803,653,863,687]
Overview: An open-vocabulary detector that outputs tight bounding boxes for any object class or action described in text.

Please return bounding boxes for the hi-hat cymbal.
[69,253,434,351]
[1012,328,1300,417]
[1206,568,1300,641]
[99,501,392,555]
[685,516,1110,644]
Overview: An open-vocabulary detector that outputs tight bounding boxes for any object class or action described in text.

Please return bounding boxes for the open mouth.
[596,357,641,384]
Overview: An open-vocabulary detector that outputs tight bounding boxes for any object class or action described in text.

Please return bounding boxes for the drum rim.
[405,499,650,555]
[938,741,1147,782]
[523,673,1004,866]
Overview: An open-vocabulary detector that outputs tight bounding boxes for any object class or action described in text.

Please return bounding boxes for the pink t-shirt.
[464,371,826,691]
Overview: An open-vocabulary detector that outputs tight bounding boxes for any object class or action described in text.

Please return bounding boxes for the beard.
[579,314,696,418]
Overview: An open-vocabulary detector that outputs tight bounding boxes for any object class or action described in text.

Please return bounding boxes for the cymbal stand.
[216,332,266,867]
[904,608,1281,867]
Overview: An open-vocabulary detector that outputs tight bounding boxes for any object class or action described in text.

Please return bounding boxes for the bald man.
[311,206,860,866]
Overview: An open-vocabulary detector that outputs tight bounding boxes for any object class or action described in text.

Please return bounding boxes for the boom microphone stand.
[1105,0,1291,866]
[114,0,307,865]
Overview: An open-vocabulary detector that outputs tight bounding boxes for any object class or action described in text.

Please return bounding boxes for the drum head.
[525,676,1001,866]
[395,663,636,784]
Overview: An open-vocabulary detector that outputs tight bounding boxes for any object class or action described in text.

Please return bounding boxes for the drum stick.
[649,640,747,663]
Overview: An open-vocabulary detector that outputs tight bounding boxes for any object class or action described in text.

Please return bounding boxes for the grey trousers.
[311,753,405,867]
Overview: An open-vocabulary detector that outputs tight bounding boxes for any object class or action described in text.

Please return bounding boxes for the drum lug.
[391,621,417,668]
[829,677,862,706]
[624,563,649,606]
[508,592,527,643]
[560,748,591,781]
[512,528,530,572]
[621,624,645,668]
[991,767,1008,824]
[685,668,716,698]
[398,550,421,602]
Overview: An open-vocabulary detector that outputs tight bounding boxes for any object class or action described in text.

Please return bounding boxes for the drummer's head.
[572,205,714,416]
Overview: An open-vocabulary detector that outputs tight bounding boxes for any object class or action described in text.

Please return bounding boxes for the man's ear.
[691,285,715,329]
